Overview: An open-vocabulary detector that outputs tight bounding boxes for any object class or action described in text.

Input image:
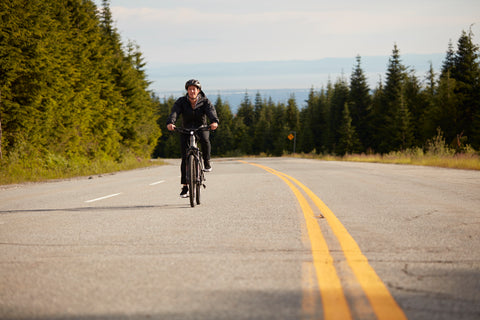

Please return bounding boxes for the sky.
[93,0,480,93]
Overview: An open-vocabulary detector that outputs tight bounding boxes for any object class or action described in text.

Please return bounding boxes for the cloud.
[107,1,480,64]
[113,6,401,35]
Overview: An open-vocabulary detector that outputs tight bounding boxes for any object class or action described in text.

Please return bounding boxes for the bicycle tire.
[196,158,201,205]
[188,154,195,207]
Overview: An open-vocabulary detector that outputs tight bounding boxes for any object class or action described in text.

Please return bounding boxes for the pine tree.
[378,44,407,152]
[153,96,177,158]
[265,97,277,154]
[254,91,263,119]
[253,98,274,155]
[316,89,330,153]
[251,92,266,154]
[329,78,350,153]
[450,28,480,148]
[349,55,372,151]
[232,115,249,155]
[370,77,384,152]
[403,70,428,146]
[286,94,299,132]
[211,95,234,156]
[337,103,361,155]
[435,72,458,143]
[421,63,439,140]
[99,0,120,45]
[236,92,255,154]
[441,40,455,78]
[298,88,317,153]
[393,95,414,150]
[272,102,288,156]
[237,92,255,126]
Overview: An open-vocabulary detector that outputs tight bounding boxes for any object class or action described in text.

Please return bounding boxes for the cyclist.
[166,79,219,198]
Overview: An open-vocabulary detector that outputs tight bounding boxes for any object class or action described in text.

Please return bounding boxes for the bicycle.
[174,125,209,207]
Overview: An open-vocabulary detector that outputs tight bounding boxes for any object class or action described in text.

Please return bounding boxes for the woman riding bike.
[166,79,219,198]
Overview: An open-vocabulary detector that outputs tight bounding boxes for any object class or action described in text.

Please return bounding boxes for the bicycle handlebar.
[173,125,210,134]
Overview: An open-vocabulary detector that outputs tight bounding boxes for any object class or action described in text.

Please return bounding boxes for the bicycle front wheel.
[188,154,196,207]
[196,158,201,205]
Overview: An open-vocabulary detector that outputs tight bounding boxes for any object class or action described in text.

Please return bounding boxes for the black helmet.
[185,79,201,90]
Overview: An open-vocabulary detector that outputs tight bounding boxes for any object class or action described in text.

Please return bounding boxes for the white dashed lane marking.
[85,193,122,203]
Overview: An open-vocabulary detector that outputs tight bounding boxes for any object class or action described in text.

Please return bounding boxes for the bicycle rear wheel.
[188,154,195,207]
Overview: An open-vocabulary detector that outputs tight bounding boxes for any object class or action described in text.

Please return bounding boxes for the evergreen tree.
[393,95,414,150]
[403,70,427,146]
[379,44,407,152]
[298,88,317,153]
[232,115,249,155]
[329,78,350,153]
[265,97,278,154]
[441,40,455,78]
[316,89,330,153]
[235,92,255,154]
[370,77,385,152]
[421,63,439,140]
[337,103,361,155]
[272,103,288,156]
[286,94,299,132]
[425,62,436,97]
[253,98,274,155]
[211,95,234,156]
[251,92,265,154]
[434,72,458,143]
[237,92,255,126]
[349,55,372,151]
[254,91,263,119]
[99,0,120,45]
[450,28,480,148]
[153,96,178,158]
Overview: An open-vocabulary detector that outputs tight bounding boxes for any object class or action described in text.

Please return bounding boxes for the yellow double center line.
[241,161,407,320]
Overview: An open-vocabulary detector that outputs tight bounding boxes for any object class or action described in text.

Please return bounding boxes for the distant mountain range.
[150,53,445,111]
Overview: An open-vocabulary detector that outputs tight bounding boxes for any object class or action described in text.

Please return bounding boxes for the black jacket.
[166,91,219,128]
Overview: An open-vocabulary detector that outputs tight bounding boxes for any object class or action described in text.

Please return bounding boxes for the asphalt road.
[1,158,479,320]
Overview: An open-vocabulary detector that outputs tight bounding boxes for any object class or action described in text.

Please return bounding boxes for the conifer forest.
[1,0,479,179]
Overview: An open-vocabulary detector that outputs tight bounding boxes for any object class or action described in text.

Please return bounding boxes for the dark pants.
[180,130,211,185]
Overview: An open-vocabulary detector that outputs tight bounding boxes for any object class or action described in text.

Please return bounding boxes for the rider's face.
[187,86,200,100]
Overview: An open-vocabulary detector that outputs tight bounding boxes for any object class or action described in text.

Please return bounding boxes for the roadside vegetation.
[293,150,480,171]
[1,1,161,185]
[0,155,164,185]
[291,129,480,170]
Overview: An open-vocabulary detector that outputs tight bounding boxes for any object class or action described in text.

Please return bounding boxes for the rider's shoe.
[204,160,212,172]
[180,186,189,198]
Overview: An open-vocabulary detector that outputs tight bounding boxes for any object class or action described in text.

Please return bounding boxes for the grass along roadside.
[292,150,480,170]
[291,130,480,170]
[0,155,166,186]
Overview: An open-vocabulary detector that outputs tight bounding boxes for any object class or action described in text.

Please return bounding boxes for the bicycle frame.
[185,130,205,184]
